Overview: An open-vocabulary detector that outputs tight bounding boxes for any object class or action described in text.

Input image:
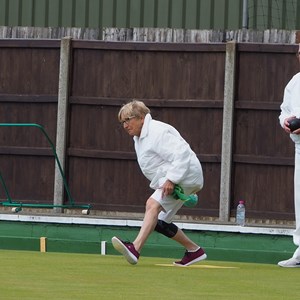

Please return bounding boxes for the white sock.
[188,247,200,253]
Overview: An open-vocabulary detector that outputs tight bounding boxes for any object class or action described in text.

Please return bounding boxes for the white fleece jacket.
[133,114,203,191]
[279,72,300,143]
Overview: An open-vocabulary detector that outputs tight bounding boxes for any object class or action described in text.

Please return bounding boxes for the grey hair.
[118,100,150,122]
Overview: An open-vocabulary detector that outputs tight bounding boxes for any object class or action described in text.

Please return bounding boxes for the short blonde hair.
[118,100,150,122]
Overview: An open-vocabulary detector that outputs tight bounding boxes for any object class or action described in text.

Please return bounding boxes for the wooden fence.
[0,38,298,224]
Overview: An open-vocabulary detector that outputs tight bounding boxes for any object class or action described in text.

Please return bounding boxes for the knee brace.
[154,220,178,238]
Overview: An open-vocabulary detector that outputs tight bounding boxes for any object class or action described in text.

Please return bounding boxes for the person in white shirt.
[278,44,300,267]
[112,100,207,266]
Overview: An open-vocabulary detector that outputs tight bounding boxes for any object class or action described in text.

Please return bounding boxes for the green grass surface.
[1,250,300,299]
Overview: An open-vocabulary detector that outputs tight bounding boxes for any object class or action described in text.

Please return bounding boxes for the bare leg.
[133,198,162,252]
[171,228,199,251]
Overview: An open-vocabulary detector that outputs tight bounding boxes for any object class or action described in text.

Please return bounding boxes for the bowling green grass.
[0,250,300,299]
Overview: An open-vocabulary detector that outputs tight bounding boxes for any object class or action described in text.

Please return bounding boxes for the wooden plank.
[235,101,281,111]
[0,38,60,47]
[67,148,221,163]
[0,146,53,156]
[237,43,298,53]
[69,96,224,108]
[230,209,294,220]
[68,149,136,160]
[71,39,226,52]
[233,154,294,166]
[0,95,57,103]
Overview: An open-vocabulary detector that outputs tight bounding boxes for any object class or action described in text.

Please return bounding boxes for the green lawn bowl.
[172,184,198,208]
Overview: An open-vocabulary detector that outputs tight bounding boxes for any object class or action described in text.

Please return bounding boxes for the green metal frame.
[0,123,91,212]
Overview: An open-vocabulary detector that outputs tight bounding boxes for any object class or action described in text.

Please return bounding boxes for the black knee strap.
[155,220,178,238]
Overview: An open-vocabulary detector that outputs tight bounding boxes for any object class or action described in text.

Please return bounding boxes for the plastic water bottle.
[236,200,246,226]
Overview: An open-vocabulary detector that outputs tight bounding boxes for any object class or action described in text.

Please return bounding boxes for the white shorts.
[151,186,198,223]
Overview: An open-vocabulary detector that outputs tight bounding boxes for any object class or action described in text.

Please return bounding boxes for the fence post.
[219,41,236,222]
[53,36,72,213]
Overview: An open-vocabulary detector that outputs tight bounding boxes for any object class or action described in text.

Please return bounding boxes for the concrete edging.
[0,213,294,236]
